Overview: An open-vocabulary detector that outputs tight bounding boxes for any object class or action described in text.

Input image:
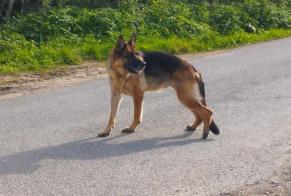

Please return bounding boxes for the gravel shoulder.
[0,61,107,99]
[0,51,224,99]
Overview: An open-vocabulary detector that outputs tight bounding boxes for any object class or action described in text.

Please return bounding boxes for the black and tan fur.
[98,33,220,139]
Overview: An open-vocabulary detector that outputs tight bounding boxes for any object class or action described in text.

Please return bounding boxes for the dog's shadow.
[0,131,213,175]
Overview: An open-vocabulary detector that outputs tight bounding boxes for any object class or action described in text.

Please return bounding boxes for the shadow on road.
[0,131,213,175]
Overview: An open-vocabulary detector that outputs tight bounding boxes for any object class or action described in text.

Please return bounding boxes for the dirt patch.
[221,149,291,196]
[0,61,107,99]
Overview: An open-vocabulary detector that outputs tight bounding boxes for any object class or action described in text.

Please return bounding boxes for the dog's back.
[143,52,185,77]
[140,51,200,90]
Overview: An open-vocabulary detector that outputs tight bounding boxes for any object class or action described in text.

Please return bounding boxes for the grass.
[0,28,291,74]
[1,0,290,74]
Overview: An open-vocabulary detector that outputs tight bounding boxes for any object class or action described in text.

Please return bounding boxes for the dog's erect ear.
[128,32,137,47]
[115,35,125,53]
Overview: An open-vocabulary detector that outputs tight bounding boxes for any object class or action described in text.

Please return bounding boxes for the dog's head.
[109,33,146,75]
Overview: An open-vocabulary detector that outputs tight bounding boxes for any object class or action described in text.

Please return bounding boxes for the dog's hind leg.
[183,100,212,139]
[98,89,122,137]
[175,82,213,139]
[186,112,202,132]
[122,89,144,133]
[197,107,213,139]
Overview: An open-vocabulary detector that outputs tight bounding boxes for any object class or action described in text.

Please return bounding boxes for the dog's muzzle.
[127,61,146,75]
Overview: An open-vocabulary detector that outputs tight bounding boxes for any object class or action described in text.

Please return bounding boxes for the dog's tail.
[209,120,220,135]
[197,73,220,135]
[196,74,206,106]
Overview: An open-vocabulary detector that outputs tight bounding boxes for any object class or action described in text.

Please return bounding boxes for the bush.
[242,0,290,28]
[0,0,291,74]
[209,5,254,35]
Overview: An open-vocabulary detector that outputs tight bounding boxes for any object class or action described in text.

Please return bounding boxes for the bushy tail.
[209,120,220,135]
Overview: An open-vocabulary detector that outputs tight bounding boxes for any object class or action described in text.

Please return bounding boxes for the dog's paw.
[98,132,110,137]
[121,128,135,133]
[185,125,196,132]
[202,131,209,140]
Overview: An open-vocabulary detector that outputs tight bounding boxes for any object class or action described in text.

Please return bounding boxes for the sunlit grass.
[0,28,291,74]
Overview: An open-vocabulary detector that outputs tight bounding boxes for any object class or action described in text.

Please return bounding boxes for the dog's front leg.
[122,89,144,133]
[98,89,122,137]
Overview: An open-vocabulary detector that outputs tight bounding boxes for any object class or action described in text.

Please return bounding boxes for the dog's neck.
[107,58,131,91]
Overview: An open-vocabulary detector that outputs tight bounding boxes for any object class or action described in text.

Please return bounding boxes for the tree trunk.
[20,0,25,14]
[0,10,4,22]
[6,0,15,18]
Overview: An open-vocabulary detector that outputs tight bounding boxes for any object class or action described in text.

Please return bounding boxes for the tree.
[6,0,15,17]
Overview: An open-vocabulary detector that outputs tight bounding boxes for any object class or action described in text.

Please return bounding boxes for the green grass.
[0,28,291,74]
[1,0,291,74]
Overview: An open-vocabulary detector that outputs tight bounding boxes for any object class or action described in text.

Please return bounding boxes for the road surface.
[1,38,291,195]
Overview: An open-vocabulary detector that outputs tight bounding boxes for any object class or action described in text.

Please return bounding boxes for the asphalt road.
[1,38,291,196]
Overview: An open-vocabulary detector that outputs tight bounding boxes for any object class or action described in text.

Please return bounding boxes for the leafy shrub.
[0,0,291,73]
[209,5,254,35]
[4,8,82,42]
[242,0,290,28]
[142,0,213,38]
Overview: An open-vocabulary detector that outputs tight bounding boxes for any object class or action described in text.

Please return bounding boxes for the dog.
[98,33,220,139]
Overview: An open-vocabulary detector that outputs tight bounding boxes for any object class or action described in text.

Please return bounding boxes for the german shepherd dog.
[98,33,220,139]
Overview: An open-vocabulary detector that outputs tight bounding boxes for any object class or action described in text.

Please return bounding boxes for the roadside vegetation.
[0,0,291,74]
